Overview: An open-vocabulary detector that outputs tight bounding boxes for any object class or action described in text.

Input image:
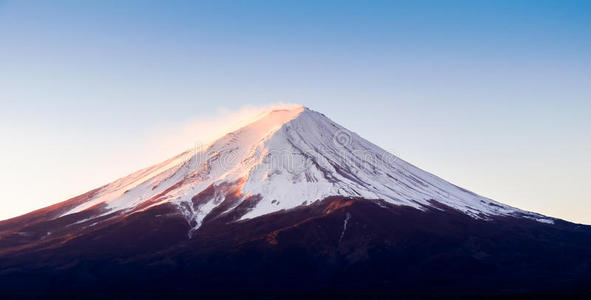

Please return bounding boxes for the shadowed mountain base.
[1,197,590,298]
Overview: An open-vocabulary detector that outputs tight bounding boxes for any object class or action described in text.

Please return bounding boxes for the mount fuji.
[1,106,590,298]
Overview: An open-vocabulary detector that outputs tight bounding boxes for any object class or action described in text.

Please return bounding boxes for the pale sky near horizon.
[1,1,590,224]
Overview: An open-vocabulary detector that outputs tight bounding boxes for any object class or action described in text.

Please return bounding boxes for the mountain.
[1,106,590,298]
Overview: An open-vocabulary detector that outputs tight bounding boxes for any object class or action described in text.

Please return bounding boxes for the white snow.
[58,105,554,226]
[339,213,351,244]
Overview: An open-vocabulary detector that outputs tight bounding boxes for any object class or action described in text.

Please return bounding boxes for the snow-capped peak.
[59,106,553,227]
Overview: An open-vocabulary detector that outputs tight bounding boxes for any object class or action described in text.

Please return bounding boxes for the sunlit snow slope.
[59,105,553,228]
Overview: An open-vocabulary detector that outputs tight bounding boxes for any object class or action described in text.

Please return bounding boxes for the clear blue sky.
[1,0,590,223]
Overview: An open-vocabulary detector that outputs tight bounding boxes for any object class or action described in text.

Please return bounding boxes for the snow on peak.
[59,105,553,226]
[60,106,305,218]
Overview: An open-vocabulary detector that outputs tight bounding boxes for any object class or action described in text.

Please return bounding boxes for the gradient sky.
[1,0,590,223]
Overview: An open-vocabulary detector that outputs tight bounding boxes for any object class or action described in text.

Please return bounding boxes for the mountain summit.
[1,106,590,298]
[52,106,550,230]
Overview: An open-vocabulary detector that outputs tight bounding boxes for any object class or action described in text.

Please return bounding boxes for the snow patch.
[339,213,351,244]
